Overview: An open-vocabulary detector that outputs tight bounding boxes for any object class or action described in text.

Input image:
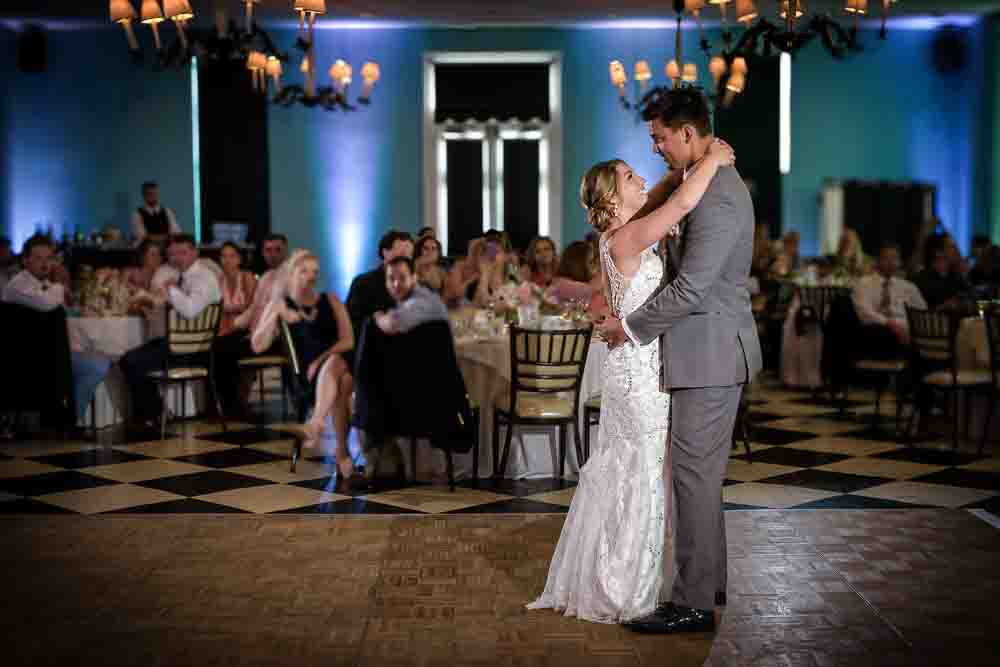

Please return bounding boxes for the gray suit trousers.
[669,383,743,611]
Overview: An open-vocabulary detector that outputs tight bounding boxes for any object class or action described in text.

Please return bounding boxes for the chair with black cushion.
[851,357,908,435]
[148,303,225,440]
[0,302,75,433]
[351,319,475,492]
[906,307,992,451]
[979,308,999,455]
[494,325,592,479]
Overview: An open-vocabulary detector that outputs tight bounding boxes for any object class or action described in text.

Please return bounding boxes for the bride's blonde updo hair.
[580,159,625,233]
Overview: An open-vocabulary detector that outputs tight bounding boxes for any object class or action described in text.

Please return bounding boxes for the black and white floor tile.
[0,379,997,515]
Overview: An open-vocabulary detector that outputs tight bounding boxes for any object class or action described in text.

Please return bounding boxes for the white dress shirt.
[1,270,65,312]
[852,273,927,328]
[167,261,222,319]
[130,205,181,245]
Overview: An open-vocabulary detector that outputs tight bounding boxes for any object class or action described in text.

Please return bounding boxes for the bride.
[527,139,735,623]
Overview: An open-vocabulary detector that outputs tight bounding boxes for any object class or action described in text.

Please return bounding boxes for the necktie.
[879,276,892,317]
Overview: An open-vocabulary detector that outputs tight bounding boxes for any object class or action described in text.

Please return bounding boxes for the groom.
[598,87,762,633]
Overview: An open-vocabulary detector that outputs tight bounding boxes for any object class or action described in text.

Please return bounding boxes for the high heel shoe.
[336,455,356,480]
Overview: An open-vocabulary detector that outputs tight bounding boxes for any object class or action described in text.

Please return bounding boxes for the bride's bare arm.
[611,140,734,261]
[628,170,682,222]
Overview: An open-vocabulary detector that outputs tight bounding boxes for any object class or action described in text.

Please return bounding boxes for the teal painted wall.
[1,21,992,294]
[0,26,193,250]
[267,26,711,295]
[783,25,985,254]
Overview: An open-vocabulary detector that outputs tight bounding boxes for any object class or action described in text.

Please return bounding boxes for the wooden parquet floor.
[2,509,999,666]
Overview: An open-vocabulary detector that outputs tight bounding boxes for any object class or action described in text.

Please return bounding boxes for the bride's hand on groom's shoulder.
[708,138,736,168]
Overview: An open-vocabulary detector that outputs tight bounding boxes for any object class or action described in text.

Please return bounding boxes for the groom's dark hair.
[639,86,712,137]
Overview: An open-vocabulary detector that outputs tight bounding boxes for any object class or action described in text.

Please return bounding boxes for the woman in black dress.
[252,250,355,479]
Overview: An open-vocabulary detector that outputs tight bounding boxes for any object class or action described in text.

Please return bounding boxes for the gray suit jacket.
[625,165,763,390]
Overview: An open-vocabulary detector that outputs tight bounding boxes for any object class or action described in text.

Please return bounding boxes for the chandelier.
[108,0,381,111]
[610,0,899,110]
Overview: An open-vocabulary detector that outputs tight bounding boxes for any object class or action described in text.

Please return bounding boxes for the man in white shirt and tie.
[130,181,181,246]
[119,234,221,424]
[852,244,927,359]
[2,235,111,421]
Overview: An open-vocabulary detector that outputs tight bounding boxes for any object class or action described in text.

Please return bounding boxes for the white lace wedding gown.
[527,236,672,624]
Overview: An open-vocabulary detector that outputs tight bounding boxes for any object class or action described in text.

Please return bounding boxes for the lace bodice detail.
[599,235,664,320]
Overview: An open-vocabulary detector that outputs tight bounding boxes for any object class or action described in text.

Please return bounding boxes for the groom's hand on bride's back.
[595,315,626,349]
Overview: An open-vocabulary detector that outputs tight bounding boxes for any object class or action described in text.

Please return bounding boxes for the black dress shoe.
[624,603,715,634]
[655,592,726,615]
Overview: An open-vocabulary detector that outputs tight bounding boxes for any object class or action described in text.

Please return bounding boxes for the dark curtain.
[446,140,484,257]
[842,181,936,262]
[714,55,782,238]
[197,59,270,245]
[502,139,540,253]
[434,64,550,123]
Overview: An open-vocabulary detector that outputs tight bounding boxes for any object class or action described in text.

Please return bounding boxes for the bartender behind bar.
[130,181,181,245]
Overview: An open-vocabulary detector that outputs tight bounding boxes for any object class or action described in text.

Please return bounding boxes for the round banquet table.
[400,329,608,481]
[67,315,203,428]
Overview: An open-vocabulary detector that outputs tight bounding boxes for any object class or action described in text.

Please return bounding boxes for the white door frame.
[422,51,562,255]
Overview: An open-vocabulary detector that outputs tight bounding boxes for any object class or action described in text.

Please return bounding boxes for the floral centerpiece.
[80,267,132,317]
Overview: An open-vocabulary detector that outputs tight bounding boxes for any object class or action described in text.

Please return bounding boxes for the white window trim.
[422,51,562,256]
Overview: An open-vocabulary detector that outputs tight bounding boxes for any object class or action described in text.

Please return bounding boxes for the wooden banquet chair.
[905,307,992,452]
[148,303,225,440]
[494,325,592,480]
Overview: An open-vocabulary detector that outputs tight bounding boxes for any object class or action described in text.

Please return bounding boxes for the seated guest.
[209,234,289,417]
[781,230,801,273]
[217,242,256,338]
[375,256,449,336]
[130,181,181,245]
[414,235,447,294]
[970,235,992,271]
[119,234,221,425]
[545,240,601,304]
[2,235,110,420]
[252,250,355,478]
[257,233,288,276]
[520,236,558,288]
[354,257,456,477]
[444,237,485,306]
[123,239,165,292]
[912,233,973,310]
[235,234,288,333]
[833,227,871,277]
[0,236,18,291]
[446,233,514,307]
[969,245,999,293]
[852,244,926,360]
[346,230,414,342]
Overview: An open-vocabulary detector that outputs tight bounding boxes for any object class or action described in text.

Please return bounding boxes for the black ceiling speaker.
[17,24,47,73]
[931,25,967,75]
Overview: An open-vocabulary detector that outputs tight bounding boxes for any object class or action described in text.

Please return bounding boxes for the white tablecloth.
[68,316,147,359]
[67,316,202,428]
